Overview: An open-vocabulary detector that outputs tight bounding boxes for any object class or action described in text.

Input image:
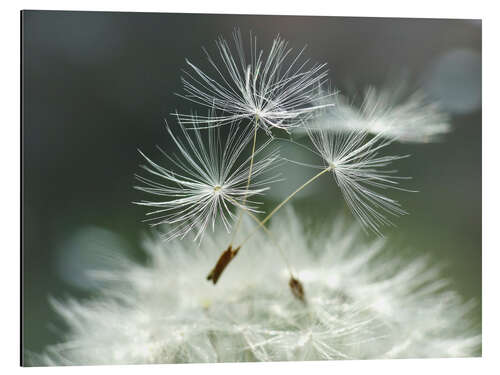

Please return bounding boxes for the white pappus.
[305,129,413,235]
[133,117,280,242]
[300,84,451,143]
[30,209,480,365]
[177,29,334,133]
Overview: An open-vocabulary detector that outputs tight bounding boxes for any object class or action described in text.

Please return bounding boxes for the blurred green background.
[22,10,481,358]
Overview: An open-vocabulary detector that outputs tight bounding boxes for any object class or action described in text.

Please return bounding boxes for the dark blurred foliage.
[21,10,481,355]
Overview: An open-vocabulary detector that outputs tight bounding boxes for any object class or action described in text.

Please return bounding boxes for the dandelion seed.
[206,244,240,284]
[289,276,306,303]
[301,84,451,143]
[133,117,279,242]
[31,209,480,365]
[177,29,334,133]
[306,129,413,235]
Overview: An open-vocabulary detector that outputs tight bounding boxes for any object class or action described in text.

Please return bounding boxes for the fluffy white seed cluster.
[300,84,451,143]
[306,129,412,235]
[135,30,447,239]
[32,29,469,367]
[177,29,334,133]
[32,209,480,365]
[134,120,280,242]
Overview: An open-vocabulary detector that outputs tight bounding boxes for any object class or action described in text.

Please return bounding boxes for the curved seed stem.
[239,166,332,247]
[228,197,296,276]
[230,118,259,243]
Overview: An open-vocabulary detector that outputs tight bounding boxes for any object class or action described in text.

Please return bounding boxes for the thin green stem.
[239,166,332,247]
[227,196,295,276]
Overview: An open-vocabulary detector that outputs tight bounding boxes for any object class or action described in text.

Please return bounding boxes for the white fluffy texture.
[299,85,451,143]
[134,120,279,242]
[307,129,411,235]
[178,29,333,133]
[33,209,480,366]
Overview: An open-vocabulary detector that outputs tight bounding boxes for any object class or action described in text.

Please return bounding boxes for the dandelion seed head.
[177,29,334,133]
[307,129,412,235]
[300,83,451,143]
[31,209,480,365]
[133,117,280,242]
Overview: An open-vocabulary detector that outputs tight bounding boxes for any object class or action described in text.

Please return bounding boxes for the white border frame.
[3,1,497,374]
